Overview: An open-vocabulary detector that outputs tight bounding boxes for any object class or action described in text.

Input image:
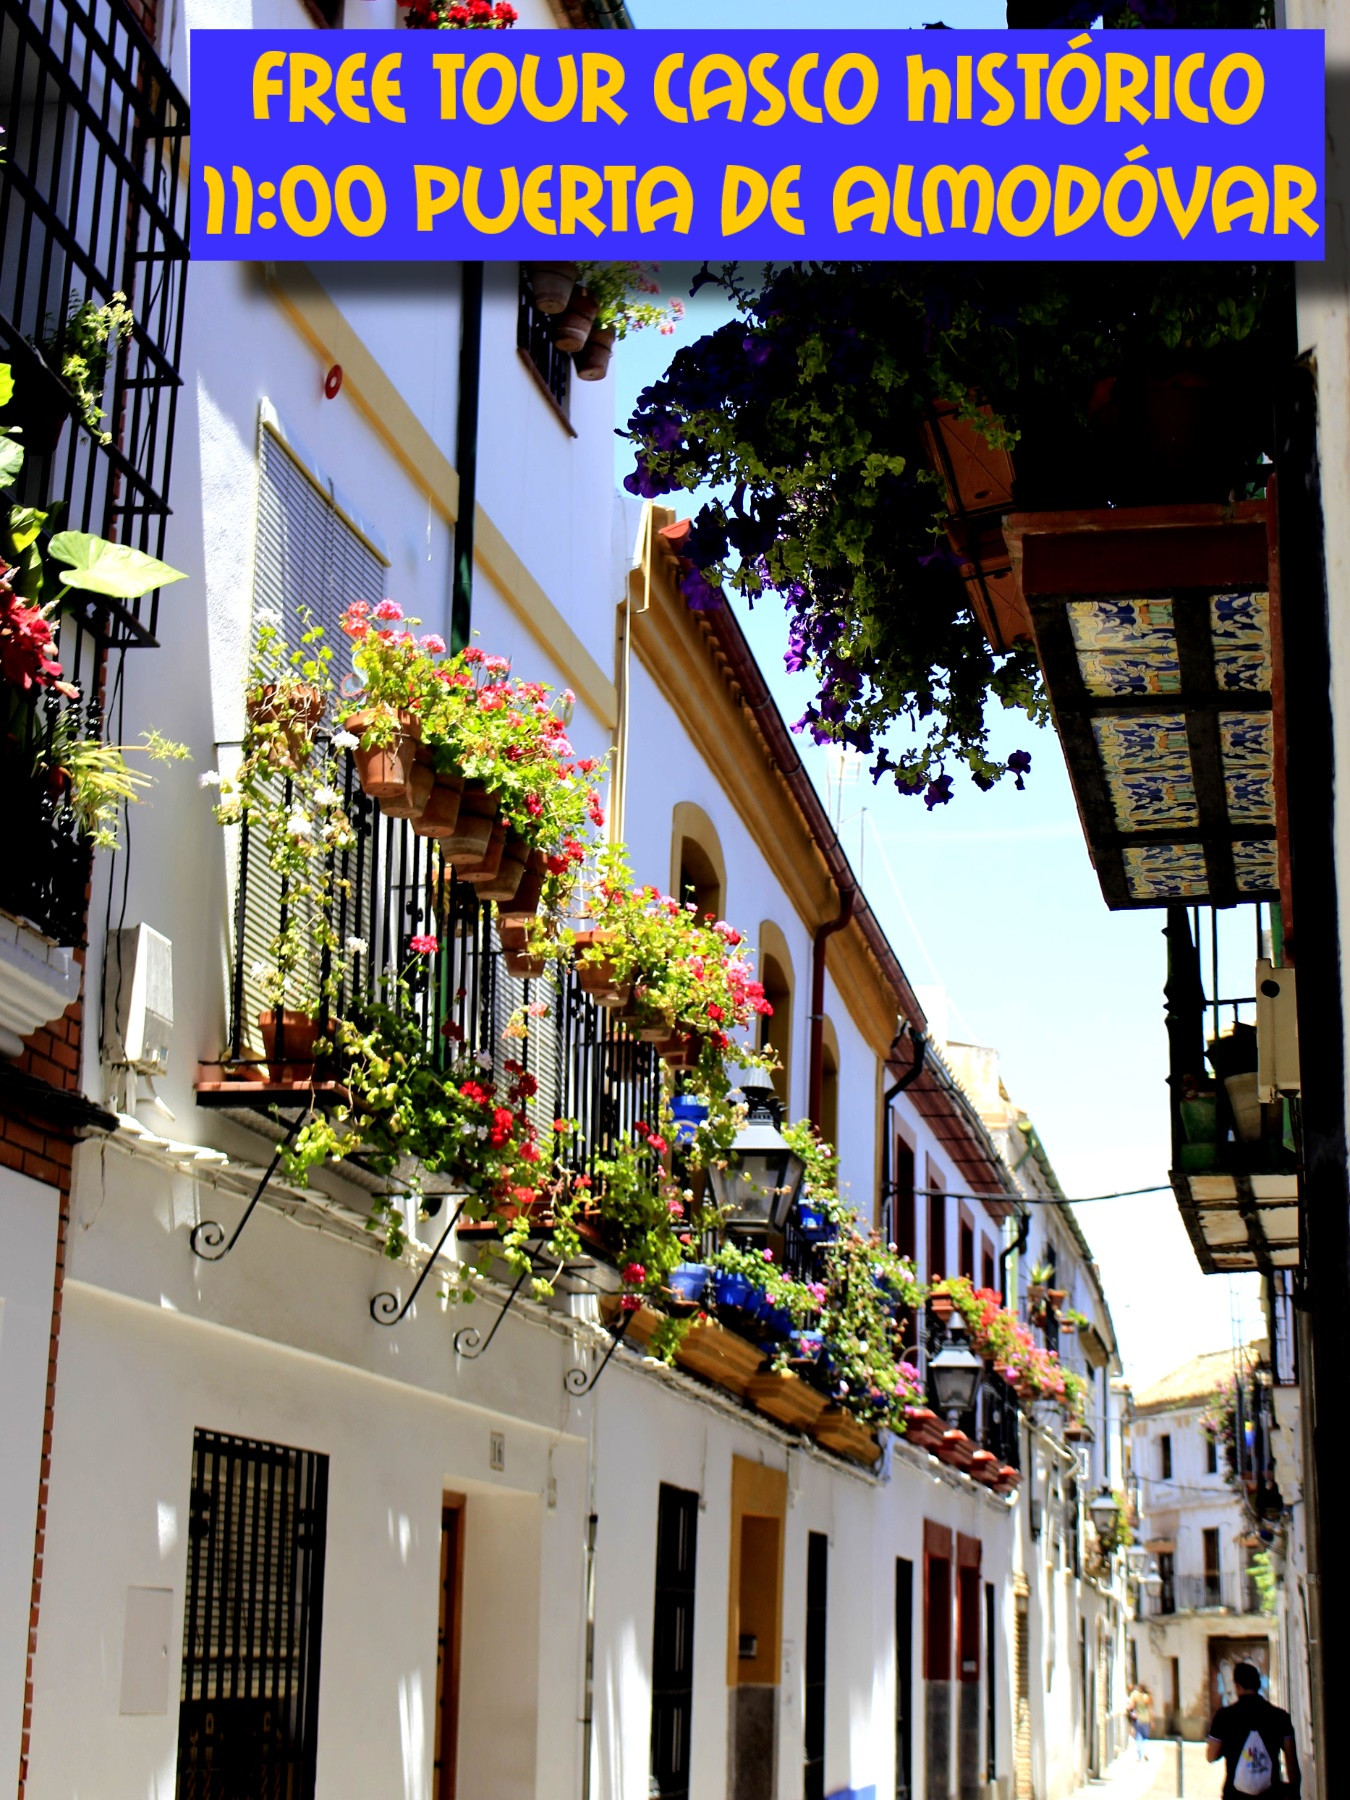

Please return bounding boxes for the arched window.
[669,801,726,921]
[757,921,794,1111]
[819,1015,840,1153]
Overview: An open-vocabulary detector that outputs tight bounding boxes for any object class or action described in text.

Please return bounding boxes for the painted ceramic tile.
[1211,592,1272,692]
[1093,714,1198,829]
[1070,598,1181,697]
[1123,843,1209,900]
[1219,712,1276,824]
[1233,838,1279,894]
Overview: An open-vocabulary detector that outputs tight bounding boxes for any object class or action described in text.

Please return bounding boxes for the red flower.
[410,933,439,955]
[460,1079,492,1105]
[706,1002,725,1023]
[620,1294,642,1312]
[647,1134,668,1156]
[622,1262,647,1285]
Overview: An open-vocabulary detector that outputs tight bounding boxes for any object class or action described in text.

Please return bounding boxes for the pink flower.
[374,599,403,621]
[410,933,439,955]
[421,634,447,655]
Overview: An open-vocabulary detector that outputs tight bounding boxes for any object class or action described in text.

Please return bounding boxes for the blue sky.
[609,261,1265,1388]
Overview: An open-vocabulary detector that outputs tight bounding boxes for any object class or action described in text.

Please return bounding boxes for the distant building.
[1127,1346,1289,1741]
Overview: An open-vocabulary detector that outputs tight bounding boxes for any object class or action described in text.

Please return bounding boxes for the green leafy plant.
[576,264,685,340]
[47,722,188,849]
[45,293,132,443]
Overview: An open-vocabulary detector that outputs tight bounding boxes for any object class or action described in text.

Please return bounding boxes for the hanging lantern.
[706,1067,805,1233]
[928,1316,983,1425]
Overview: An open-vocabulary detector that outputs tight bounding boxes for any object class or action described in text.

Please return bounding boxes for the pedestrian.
[1206,1662,1301,1797]
[1127,1683,1153,1761]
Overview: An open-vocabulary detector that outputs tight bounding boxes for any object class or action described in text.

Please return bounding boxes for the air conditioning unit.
[103,925,173,1072]
[1255,960,1299,1101]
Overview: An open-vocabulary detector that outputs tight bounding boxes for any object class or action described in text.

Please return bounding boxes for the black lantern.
[1088,1489,1119,1539]
[706,1067,806,1233]
[929,1317,983,1425]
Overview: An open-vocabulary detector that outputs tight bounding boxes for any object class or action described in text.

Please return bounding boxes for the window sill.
[516,346,577,440]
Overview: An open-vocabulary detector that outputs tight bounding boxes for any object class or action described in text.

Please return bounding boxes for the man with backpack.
[1205,1662,1301,1798]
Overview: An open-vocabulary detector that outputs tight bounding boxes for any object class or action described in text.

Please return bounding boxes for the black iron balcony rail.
[518,270,571,418]
[0,0,189,650]
[1140,1572,1264,1618]
[217,752,663,1187]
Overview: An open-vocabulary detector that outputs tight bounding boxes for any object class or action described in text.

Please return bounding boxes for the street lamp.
[1088,1489,1120,1540]
[706,1067,805,1234]
[929,1317,984,1426]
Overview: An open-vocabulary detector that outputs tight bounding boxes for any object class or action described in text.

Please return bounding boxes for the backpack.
[1233,1728,1274,1796]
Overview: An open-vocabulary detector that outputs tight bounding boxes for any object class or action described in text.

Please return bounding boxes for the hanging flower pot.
[344,709,418,810]
[409,766,465,839]
[656,1031,697,1069]
[258,1009,329,1084]
[572,927,630,1007]
[526,261,579,315]
[455,818,509,888]
[476,831,530,905]
[503,946,549,979]
[929,1289,955,1325]
[552,286,598,354]
[573,323,615,383]
[437,779,498,860]
[247,682,325,772]
[617,984,674,1042]
[497,848,547,924]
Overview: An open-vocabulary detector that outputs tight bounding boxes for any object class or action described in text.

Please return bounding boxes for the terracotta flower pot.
[497,848,548,924]
[526,260,579,315]
[258,1009,330,1084]
[929,1292,955,1325]
[455,819,509,888]
[438,780,498,860]
[552,287,598,354]
[345,710,418,810]
[572,927,630,1007]
[247,682,325,771]
[410,767,465,840]
[476,834,529,904]
[574,323,615,383]
[656,1031,697,1069]
[504,949,549,980]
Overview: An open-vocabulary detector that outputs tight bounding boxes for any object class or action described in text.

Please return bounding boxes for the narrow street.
[1071,1743,1223,1800]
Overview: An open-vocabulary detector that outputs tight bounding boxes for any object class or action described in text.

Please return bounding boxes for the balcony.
[201,754,663,1197]
[1139,1572,1264,1619]
[1164,904,1299,1275]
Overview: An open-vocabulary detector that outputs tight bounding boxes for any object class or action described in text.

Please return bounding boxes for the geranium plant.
[942,1275,1087,1420]
[577,264,685,340]
[398,0,517,27]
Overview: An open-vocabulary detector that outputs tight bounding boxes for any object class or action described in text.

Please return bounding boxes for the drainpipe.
[808,883,854,1128]
[879,1024,928,1237]
[999,1211,1030,1313]
[450,261,483,653]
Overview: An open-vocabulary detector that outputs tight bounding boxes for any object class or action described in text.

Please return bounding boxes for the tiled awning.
[1005,504,1279,912]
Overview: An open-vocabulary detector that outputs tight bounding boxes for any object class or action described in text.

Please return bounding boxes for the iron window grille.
[177,1429,329,1800]
[517,269,571,417]
[0,0,188,942]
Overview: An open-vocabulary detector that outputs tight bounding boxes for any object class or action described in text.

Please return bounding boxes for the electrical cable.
[916,1183,1173,1207]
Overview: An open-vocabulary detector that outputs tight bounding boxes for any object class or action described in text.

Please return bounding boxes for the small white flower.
[251,960,271,980]
[257,606,283,627]
[475,1051,492,1071]
[313,784,342,808]
[198,769,221,789]
[333,730,359,751]
[346,937,365,957]
[287,810,313,839]
[476,1125,489,1140]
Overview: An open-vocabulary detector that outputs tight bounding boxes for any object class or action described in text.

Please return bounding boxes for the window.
[891,1137,916,1265]
[176,1429,329,1800]
[1206,1436,1218,1475]
[517,268,571,417]
[983,1582,996,1783]
[435,1497,466,1800]
[895,1559,913,1800]
[1158,1551,1176,1615]
[804,1533,828,1800]
[959,1215,975,1285]
[820,1025,840,1158]
[927,1171,947,1285]
[1203,1527,1221,1606]
[923,1523,953,1683]
[1160,1434,1173,1481]
[650,1484,699,1800]
[758,943,794,1111]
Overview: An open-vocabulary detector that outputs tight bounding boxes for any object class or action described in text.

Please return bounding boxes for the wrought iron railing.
[1140,1572,1264,1618]
[0,678,97,944]
[517,270,572,416]
[222,753,663,1180]
[0,0,189,648]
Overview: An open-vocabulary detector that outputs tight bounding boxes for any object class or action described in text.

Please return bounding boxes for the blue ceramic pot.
[670,1093,709,1146]
[713,1270,754,1311]
[796,1204,837,1242]
[668,1262,710,1304]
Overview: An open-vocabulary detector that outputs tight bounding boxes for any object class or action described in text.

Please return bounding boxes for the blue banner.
[188,28,1324,261]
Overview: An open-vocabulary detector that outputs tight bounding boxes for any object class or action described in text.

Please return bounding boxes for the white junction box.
[103,924,174,1070]
[1256,958,1300,1101]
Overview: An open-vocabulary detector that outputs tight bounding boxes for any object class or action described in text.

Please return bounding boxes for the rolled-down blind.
[235,426,388,1051]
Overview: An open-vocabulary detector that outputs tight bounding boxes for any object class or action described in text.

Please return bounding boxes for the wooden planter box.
[744,1369,830,1432]
[599,1295,663,1348]
[812,1407,880,1467]
[674,1318,766,1398]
